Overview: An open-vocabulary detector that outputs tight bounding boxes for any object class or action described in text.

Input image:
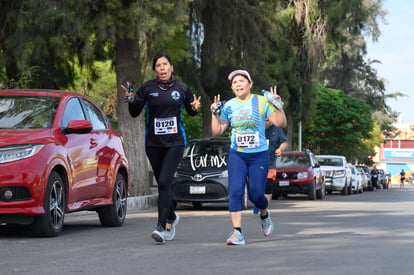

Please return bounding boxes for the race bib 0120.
[154,117,178,135]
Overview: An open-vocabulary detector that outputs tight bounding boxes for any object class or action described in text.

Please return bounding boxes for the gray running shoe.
[165,214,180,241]
[151,229,166,243]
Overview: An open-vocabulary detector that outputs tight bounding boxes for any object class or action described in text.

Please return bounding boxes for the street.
[1,184,414,275]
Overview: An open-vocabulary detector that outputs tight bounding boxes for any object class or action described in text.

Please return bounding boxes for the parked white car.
[315,155,352,195]
[348,164,364,194]
[356,165,372,191]
[356,166,369,191]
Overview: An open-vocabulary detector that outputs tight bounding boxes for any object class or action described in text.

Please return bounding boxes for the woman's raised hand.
[121,81,134,102]
[270,86,281,99]
[210,94,221,114]
[191,94,201,111]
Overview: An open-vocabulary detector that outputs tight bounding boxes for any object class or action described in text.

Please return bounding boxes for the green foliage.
[0,66,39,89]
[0,0,400,165]
[318,0,398,134]
[72,60,117,119]
[182,111,202,141]
[303,85,375,162]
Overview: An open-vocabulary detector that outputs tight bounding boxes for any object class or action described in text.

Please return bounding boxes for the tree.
[183,0,276,137]
[318,0,400,135]
[184,0,328,147]
[0,0,191,196]
[0,0,396,192]
[304,85,374,162]
[81,0,191,196]
[265,0,328,149]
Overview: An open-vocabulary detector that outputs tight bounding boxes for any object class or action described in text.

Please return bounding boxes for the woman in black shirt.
[122,52,201,243]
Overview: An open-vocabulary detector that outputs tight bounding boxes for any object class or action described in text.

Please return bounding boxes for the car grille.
[176,172,222,182]
[173,181,227,201]
[322,170,334,177]
[276,172,298,180]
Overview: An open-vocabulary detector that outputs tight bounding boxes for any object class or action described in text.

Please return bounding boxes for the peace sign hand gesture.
[191,94,201,111]
[210,94,222,115]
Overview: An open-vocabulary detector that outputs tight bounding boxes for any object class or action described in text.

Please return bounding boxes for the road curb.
[127,193,158,211]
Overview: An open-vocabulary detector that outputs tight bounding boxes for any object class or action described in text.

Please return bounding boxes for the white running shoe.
[261,210,274,236]
[165,214,180,241]
[151,229,166,243]
[226,229,245,245]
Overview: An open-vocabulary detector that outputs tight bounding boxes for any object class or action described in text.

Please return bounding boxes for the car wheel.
[352,183,358,194]
[98,173,127,227]
[348,181,353,195]
[341,183,348,195]
[308,181,317,200]
[31,171,65,237]
[316,183,325,199]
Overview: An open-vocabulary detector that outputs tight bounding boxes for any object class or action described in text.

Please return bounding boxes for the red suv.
[272,150,325,200]
[0,90,129,236]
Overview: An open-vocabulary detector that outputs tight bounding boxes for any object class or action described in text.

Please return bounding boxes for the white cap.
[227,69,252,82]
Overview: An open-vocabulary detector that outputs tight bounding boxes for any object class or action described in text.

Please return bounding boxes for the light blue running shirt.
[220,94,275,153]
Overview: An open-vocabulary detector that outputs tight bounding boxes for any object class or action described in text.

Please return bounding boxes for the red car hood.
[0,129,54,146]
[277,166,309,173]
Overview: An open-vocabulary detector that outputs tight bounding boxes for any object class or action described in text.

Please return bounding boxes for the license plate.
[190,186,206,194]
[279,181,289,187]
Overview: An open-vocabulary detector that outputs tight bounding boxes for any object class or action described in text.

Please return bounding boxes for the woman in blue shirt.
[211,69,286,245]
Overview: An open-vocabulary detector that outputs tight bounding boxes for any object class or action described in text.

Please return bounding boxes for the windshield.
[276,154,310,167]
[183,141,229,158]
[181,141,229,170]
[0,95,59,129]
[316,157,344,167]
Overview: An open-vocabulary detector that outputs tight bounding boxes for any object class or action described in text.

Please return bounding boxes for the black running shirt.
[128,79,197,147]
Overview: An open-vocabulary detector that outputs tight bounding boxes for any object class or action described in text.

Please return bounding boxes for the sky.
[365,0,414,124]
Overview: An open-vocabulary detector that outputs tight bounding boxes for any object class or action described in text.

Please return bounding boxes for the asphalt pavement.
[1,183,414,275]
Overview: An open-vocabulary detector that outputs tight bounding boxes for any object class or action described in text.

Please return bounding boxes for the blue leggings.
[227,149,269,212]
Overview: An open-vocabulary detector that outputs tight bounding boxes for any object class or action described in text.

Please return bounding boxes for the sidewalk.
[127,186,158,211]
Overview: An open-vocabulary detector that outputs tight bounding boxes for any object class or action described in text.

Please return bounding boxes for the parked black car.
[172,137,250,209]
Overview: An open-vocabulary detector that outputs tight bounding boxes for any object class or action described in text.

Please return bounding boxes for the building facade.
[374,122,414,182]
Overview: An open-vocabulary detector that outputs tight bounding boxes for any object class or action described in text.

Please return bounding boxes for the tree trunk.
[286,109,295,151]
[115,38,151,196]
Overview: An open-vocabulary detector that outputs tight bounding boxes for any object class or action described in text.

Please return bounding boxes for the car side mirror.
[62,120,93,134]
[314,163,320,168]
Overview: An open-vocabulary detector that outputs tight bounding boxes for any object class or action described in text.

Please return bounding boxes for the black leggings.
[146,146,184,229]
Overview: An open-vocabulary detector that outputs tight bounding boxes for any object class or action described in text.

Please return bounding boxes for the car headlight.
[333,170,345,177]
[219,170,228,178]
[0,144,45,164]
[297,172,308,179]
